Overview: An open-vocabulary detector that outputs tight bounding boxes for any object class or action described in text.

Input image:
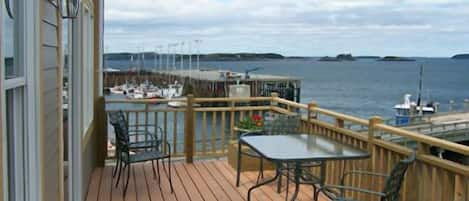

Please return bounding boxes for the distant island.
[378,56,415,62]
[104,52,284,61]
[318,54,355,62]
[452,54,469,60]
[355,56,381,59]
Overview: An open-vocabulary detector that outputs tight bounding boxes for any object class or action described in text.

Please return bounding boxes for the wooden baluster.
[230,101,235,140]
[154,112,158,140]
[221,111,226,153]
[211,111,217,154]
[144,104,149,142]
[163,112,168,153]
[202,111,207,155]
[173,111,178,154]
[135,111,139,142]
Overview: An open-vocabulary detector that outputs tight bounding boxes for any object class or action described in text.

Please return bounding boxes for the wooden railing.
[105,95,272,161]
[103,94,469,201]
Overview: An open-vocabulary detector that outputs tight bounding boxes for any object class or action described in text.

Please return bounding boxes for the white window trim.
[82,6,94,134]
[69,5,83,201]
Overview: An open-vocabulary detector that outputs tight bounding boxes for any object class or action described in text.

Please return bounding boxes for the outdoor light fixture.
[59,0,80,19]
[4,0,13,19]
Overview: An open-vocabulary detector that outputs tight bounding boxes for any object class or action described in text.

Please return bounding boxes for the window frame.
[81,4,94,136]
[1,1,41,201]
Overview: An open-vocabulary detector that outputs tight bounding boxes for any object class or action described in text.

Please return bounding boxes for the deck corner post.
[366,116,383,198]
[185,94,195,163]
[96,96,107,167]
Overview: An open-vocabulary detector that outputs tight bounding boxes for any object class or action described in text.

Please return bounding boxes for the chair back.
[108,111,131,154]
[263,112,301,135]
[381,152,416,201]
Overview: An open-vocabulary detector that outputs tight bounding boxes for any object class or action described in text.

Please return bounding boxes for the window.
[82,7,94,134]
[2,1,26,200]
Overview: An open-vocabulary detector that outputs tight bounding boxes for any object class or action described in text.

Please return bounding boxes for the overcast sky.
[104,0,469,57]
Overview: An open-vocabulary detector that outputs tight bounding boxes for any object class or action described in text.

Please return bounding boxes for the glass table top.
[240,134,369,162]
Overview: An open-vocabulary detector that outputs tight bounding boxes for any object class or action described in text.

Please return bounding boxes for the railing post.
[184,94,195,163]
[96,97,107,166]
[270,92,279,107]
[307,101,318,120]
[367,116,383,151]
[335,118,344,128]
[366,116,382,199]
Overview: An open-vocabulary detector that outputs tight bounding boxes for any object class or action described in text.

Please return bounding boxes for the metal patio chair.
[314,152,416,201]
[108,111,162,179]
[109,110,174,196]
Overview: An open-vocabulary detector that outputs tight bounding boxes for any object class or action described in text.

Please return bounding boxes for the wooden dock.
[103,69,301,102]
[382,112,469,151]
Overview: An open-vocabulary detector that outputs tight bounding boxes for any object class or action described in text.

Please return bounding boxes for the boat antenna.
[417,64,424,115]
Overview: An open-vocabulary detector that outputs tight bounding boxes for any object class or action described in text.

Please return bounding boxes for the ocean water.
[105,57,469,119]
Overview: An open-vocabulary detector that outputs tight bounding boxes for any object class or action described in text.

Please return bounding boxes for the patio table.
[237,134,369,201]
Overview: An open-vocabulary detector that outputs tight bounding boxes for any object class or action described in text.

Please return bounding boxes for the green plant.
[237,114,264,130]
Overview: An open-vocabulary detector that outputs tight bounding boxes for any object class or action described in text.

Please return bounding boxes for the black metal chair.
[109,111,174,196]
[314,152,416,201]
[108,111,161,179]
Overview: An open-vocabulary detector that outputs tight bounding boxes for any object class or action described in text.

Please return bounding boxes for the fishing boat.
[393,65,437,126]
[160,81,184,99]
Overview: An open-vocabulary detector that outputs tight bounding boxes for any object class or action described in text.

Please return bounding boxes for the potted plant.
[235,114,264,133]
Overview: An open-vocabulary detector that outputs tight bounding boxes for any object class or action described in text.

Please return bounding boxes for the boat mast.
[417,64,424,115]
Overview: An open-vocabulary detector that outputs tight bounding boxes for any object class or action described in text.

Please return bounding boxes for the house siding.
[41,0,62,201]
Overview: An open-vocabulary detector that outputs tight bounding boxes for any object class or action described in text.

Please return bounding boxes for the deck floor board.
[86,160,329,201]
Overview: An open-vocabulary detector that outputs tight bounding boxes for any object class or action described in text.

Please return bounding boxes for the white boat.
[168,101,200,108]
[160,81,184,99]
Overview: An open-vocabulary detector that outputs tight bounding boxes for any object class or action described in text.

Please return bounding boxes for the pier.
[103,69,301,102]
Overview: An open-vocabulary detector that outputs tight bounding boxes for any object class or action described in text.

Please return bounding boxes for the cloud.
[104,0,469,56]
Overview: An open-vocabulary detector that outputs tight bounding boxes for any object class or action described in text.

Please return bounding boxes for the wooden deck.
[85,160,329,201]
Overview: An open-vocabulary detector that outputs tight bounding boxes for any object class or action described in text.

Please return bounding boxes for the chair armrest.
[316,184,385,200]
[341,170,389,185]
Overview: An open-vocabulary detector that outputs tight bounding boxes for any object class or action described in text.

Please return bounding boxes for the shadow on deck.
[85,160,329,201]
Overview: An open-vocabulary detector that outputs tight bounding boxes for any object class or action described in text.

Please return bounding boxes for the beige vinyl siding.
[41,0,62,201]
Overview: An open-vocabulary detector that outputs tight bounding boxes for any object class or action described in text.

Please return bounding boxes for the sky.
[104,0,469,57]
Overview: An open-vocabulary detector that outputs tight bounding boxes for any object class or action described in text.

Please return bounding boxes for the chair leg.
[277,166,283,193]
[113,153,120,178]
[157,159,161,184]
[151,160,157,179]
[236,141,242,187]
[115,161,124,188]
[123,163,131,197]
[167,156,174,193]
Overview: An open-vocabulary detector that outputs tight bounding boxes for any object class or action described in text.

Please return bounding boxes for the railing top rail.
[273,97,369,126]
[375,123,469,156]
[106,97,188,104]
[274,97,308,109]
[313,107,369,126]
[193,97,272,103]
